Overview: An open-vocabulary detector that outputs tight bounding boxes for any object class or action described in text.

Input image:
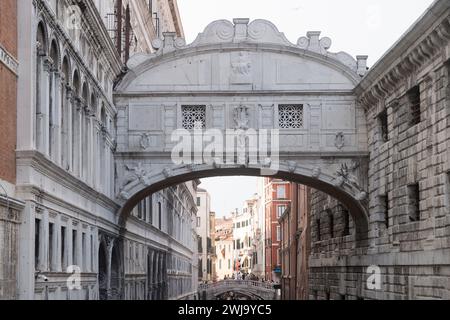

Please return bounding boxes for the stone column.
[18,202,36,299]
[38,209,49,272]
[147,250,153,300]
[66,219,73,268]
[66,86,73,171]
[105,237,114,299]
[76,224,83,271]
[38,57,50,155]
[86,230,92,273]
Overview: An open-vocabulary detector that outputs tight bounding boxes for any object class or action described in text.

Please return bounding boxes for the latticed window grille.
[278,105,304,129]
[182,105,206,129]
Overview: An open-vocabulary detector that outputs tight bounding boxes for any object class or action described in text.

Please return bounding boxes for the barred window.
[182,105,206,129]
[278,104,304,129]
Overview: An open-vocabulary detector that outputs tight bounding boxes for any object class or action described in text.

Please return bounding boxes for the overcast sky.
[177,0,435,216]
[177,0,435,66]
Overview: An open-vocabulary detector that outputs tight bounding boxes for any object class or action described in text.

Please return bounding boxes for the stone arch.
[81,82,89,104]
[72,69,80,96]
[36,20,48,55]
[117,162,369,246]
[49,39,60,70]
[61,55,71,85]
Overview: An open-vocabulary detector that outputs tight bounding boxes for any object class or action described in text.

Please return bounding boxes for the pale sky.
[177,0,435,216]
[177,0,435,66]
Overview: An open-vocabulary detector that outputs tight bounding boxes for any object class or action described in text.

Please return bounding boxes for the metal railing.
[198,280,275,291]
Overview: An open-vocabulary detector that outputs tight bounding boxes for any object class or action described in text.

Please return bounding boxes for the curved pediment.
[116,19,368,93]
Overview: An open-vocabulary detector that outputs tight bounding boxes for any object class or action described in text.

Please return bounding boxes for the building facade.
[0,0,24,300]
[215,217,234,280]
[195,188,214,282]
[13,0,191,300]
[307,0,450,300]
[128,181,199,300]
[263,178,292,282]
[232,206,253,275]
[279,184,311,300]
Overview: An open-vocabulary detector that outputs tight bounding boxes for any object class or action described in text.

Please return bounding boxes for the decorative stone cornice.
[355,0,450,110]
[124,18,367,83]
[16,150,120,212]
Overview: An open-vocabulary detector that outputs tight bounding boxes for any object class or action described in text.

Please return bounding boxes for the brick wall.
[0,0,17,184]
[307,5,450,300]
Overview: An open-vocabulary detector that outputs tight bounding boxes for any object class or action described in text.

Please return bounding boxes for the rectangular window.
[316,219,321,241]
[378,109,388,142]
[196,217,201,228]
[219,259,222,270]
[408,183,420,222]
[276,226,281,242]
[72,230,77,265]
[49,223,54,270]
[407,86,421,126]
[277,185,286,199]
[277,205,287,218]
[278,105,304,129]
[380,195,389,228]
[196,197,201,206]
[182,105,206,129]
[228,259,231,269]
[158,202,162,230]
[341,206,350,236]
[82,233,86,270]
[61,226,66,269]
[35,219,41,269]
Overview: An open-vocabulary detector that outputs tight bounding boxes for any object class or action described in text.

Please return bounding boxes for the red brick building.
[279,184,311,300]
[0,0,18,184]
[0,0,22,300]
[263,178,292,282]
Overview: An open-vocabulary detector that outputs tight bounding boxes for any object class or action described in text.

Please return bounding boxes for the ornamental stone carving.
[139,133,151,150]
[335,132,345,150]
[120,163,152,192]
[333,162,367,200]
[231,52,252,84]
[233,105,250,130]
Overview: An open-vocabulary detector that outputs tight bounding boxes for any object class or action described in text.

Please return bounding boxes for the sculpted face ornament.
[139,133,151,150]
[287,161,298,173]
[312,167,322,178]
[335,132,345,150]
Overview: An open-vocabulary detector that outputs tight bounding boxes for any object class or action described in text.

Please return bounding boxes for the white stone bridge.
[114,18,371,245]
[198,280,278,300]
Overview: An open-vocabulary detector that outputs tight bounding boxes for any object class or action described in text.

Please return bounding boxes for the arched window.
[81,82,89,180]
[61,56,71,170]
[49,40,60,160]
[35,22,48,152]
[72,70,80,174]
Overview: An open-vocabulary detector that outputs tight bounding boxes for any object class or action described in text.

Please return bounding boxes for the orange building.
[279,184,311,300]
[263,178,292,282]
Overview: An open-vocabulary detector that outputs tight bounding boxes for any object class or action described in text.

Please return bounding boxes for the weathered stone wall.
[308,1,450,300]
[0,202,20,299]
